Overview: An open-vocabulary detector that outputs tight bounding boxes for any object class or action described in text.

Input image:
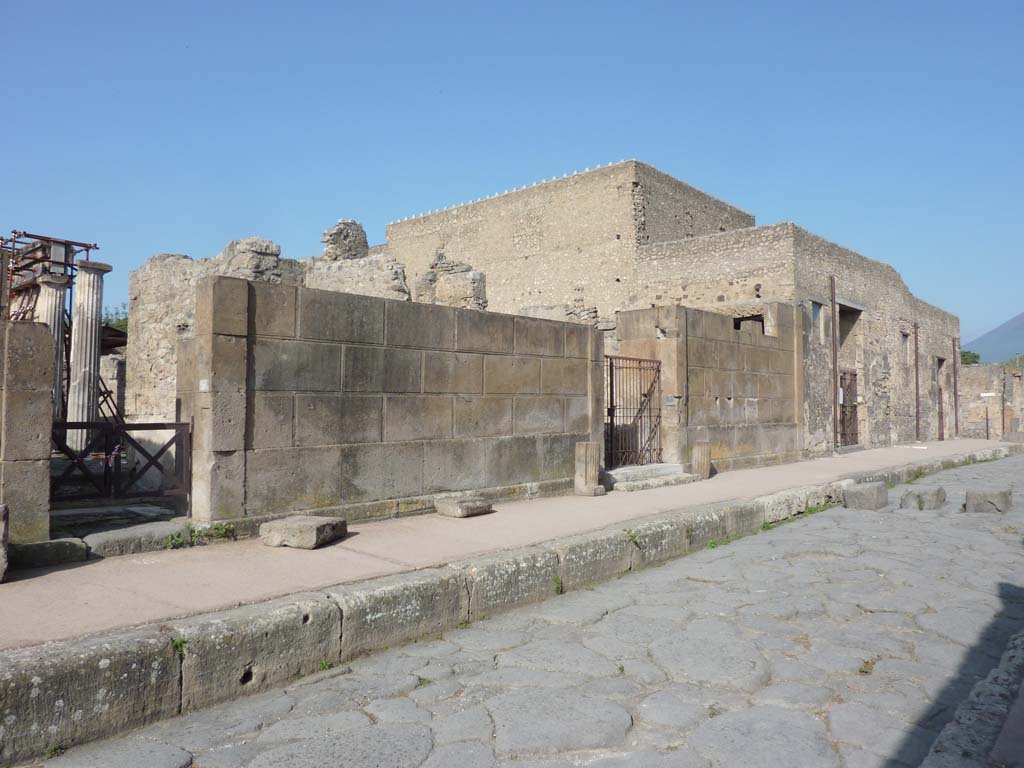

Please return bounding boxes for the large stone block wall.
[616,303,800,471]
[0,320,54,543]
[178,277,604,523]
[383,161,753,322]
[959,364,1024,439]
[127,237,410,424]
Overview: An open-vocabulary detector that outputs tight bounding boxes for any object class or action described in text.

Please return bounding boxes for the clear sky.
[3,0,1021,342]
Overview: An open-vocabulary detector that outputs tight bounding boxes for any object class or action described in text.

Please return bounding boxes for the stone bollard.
[899,487,947,511]
[843,482,889,510]
[962,489,1013,514]
[575,442,605,496]
[0,503,8,583]
[691,442,712,480]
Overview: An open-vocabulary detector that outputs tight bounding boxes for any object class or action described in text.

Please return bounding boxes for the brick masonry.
[178,277,605,523]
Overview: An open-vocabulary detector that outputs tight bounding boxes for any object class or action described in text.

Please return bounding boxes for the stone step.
[602,463,697,492]
[610,473,700,493]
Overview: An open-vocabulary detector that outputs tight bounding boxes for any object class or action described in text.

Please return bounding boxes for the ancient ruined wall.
[959,365,1024,439]
[179,277,603,523]
[634,163,754,245]
[0,320,53,543]
[616,303,799,472]
[792,227,960,448]
[126,236,410,423]
[383,161,754,323]
[636,223,797,310]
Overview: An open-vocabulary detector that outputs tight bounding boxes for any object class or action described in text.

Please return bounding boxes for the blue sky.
[2,0,1021,342]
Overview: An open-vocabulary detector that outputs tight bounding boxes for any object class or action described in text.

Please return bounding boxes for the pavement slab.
[36,452,1024,767]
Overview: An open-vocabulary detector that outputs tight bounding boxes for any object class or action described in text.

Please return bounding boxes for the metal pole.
[830,277,839,450]
[914,323,920,441]
[952,336,959,436]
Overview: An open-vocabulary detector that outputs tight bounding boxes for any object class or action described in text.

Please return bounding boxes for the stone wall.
[383,161,753,323]
[178,277,604,524]
[959,364,1024,439]
[616,303,800,472]
[127,231,410,424]
[0,320,54,543]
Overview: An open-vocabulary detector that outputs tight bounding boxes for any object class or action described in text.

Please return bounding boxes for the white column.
[67,261,112,451]
[33,274,71,420]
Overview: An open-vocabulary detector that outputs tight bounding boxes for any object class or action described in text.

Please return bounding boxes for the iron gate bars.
[839,371,858,447]
[605,355,662,468]
[51,421,191,505]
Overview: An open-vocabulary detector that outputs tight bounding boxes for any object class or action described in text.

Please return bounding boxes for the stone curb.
[920,629,1024,767]
[0,444,1019,766]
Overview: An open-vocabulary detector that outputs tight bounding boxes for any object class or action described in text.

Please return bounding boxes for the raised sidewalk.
[0,439,1019,765]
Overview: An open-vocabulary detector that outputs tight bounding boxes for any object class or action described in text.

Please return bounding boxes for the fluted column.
[33,274,70,420]
[67,261,112,451]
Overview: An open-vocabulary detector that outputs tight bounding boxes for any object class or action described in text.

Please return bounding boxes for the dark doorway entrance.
[839,370,859,447]
[604,356,662,468]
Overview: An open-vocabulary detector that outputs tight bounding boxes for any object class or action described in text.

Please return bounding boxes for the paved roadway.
[46,456,1024,768]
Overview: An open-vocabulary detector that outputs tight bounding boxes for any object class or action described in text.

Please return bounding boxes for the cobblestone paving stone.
[45,457,1024,768]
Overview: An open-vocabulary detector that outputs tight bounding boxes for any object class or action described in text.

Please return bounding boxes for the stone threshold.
[0,445,1020,766]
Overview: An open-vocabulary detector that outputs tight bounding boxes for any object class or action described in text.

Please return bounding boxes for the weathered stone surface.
[170,593,341,712]
[414,250,488,311]
[0,458,50,543]
[689,706,839,767]
[326,569,468,660]
[7,537,88,568]
[259,516,348,549]
[963,488,1012,514]
[551,529,632,591]
[248,723,432,768]
[46,739,194,768]
[83,521,191,558]
[574,441,601,495]
[435,496,493,518]
[843,481,889,510]
[320,219,369,261]
[0,629,180,766]
[457,547,560,619]
[0,503,7,582]
[649,619,770,692]
[899,486,947,510]
[486,688,631,754]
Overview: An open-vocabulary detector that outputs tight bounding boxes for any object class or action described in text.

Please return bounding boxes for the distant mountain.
[966,311,1024,363]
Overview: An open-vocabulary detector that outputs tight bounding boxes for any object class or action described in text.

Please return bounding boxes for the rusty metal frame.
[2,229,97,321]
[605,355,662,468]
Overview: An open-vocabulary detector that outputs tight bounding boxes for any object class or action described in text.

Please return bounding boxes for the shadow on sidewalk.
[884,580,1024,767]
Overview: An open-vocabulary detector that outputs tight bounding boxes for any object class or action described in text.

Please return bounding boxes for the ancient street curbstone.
[0,504,7,582]
[551,529,633,591]
[7,537,89,569]
[325,568,468,661]
[899,486,947,511]
[45,739,195,768]
[963,489,1013,514]
[0,629,180,766]
[259,516,348,549]
[434,496,493,518]
[456,547,560,619]
[627,516,692,569]
[843,481,889,510]
[83,521,191,558]
[169,593,341,712]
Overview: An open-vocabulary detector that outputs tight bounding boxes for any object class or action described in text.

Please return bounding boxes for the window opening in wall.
[901,332,910,365]
[811,302,823,342]
[733,314,765,334]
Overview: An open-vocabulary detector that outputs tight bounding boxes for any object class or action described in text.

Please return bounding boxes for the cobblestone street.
[48,456,1024,768]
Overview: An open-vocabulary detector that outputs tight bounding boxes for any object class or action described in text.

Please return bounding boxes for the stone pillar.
[691,441,712,480]
[574,442,605,496]
[33,274,70,420]
[67,261,112,451]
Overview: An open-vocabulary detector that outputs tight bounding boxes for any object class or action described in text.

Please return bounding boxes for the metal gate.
[604,355,662,468]
[839,370,858,446]
[51,421,191,507]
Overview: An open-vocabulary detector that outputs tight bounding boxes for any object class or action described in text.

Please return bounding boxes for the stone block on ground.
[0,503,7,582]
[259,516,348,549]
[434,496,493,518]
[83,521,191,558]
[8,537,89,569]
[843,481,889,510]
[962,489,1013,514]
[899,486,947,511]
